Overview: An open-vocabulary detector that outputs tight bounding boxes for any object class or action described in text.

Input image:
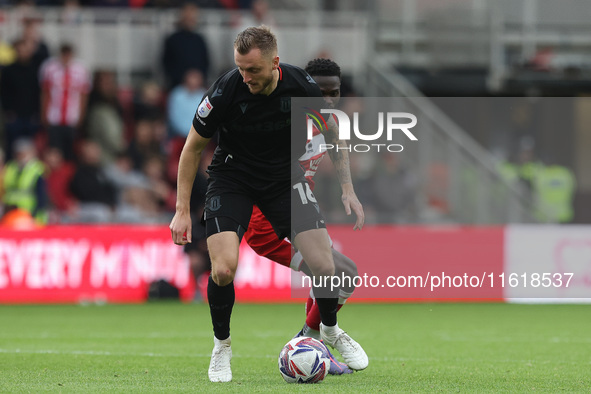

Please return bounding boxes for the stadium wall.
[0,225,588,304]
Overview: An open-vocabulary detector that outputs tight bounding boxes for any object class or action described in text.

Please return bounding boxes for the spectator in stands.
[103,152,175,223]
[40,43,91,162]
[60,0,83,25]
[2,139,48,225]
[104,151,161,223]
[20,16,49,72]
[69,140,116,222]
[369,152,419,223]
[232,0,277,48]
[235,0,275,29]
[152,116,168,149]
[347,153,378,222]
[142,154,175,212]
[0,35,15,67]
[0,38,41,160]
[534,162,576,223]
[500,137,576,223]
[127,119,164,171]
[104,151,146,195]
[85,69,126,165]
[512,136,541,194]
[162,2,209,89]
[89,0,129,7]
[133,80,164,122]
[0,150,5,203]
[43,146,76,215]
[167,68,206,139]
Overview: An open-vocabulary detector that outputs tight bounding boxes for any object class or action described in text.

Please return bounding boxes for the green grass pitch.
[0,302,589,392]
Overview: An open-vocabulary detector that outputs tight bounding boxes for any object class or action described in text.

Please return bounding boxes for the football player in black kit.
[170,26,368,382]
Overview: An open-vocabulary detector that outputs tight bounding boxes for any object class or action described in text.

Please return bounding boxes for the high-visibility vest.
[533,165,576,223]
[2,159,47,223]
[498,161,544,190]
[498,161,519,184]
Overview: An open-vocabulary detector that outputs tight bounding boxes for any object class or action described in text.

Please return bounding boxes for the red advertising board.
[0,225,505,304]
[0,226,193,303]
[298,225,505,300]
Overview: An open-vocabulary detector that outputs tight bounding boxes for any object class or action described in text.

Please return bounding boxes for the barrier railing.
[364,58,536,224]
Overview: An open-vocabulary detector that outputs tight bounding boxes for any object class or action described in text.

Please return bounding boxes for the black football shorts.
[203,172,325,240]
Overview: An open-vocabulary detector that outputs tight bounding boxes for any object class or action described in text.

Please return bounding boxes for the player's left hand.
[341,186,364,230]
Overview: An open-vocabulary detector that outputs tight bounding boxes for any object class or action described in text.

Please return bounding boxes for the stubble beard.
[247,72,274,95]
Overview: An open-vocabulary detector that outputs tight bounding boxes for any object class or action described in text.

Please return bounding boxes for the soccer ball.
[278,337,330,383]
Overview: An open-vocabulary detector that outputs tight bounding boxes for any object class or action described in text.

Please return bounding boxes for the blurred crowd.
[0,0,362,228]
[0,1,578,227]
[0,2,215,225]
[2,0,261,10]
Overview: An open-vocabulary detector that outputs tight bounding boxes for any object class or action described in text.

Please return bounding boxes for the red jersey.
[40,57,91,127]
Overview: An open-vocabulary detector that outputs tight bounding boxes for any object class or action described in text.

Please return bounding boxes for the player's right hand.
[170,211,192,245]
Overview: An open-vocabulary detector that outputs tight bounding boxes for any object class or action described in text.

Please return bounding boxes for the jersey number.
[293,182,317,204]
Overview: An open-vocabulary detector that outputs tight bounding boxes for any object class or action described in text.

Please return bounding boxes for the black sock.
[311,271,339,327]
[315,297,339,327]
[207,276,235,340]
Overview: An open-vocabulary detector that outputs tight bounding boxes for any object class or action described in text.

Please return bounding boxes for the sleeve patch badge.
[197,96,213,118]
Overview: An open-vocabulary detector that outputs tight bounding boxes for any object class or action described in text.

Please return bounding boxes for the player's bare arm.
[322,116,365,230]
[170,126,211,245]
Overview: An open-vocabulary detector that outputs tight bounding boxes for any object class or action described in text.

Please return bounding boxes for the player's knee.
[211,265,236,286]
[332,251,357,277]
[311,260,335,278]
[210,253,238,286]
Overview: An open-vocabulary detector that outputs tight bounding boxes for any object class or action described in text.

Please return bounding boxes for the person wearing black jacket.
[162,3,210,90]
[69,140,117,222]
[0,39,41,160]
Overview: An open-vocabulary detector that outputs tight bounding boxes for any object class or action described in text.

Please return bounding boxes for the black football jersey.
[192,63,322,182]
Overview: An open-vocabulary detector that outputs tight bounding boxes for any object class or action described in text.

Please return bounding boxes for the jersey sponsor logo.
[195,115,206,126]
[208,196,221,212]
[280,97,291,113]
[197,96,213,118]
[231,118,291,133]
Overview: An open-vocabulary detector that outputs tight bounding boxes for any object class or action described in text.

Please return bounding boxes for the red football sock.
[305,297,314,316]
[306,303,344,331]
[306,302,322,331]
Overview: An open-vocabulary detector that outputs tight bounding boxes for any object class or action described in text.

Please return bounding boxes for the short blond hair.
[234,25,277,57]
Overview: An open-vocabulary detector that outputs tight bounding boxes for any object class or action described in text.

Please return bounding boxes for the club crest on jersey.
[198,96,213,118]
[280,97,291,113]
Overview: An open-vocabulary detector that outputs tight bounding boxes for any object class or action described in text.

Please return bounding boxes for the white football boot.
[208,336,232,382]
[320,323,368,371]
